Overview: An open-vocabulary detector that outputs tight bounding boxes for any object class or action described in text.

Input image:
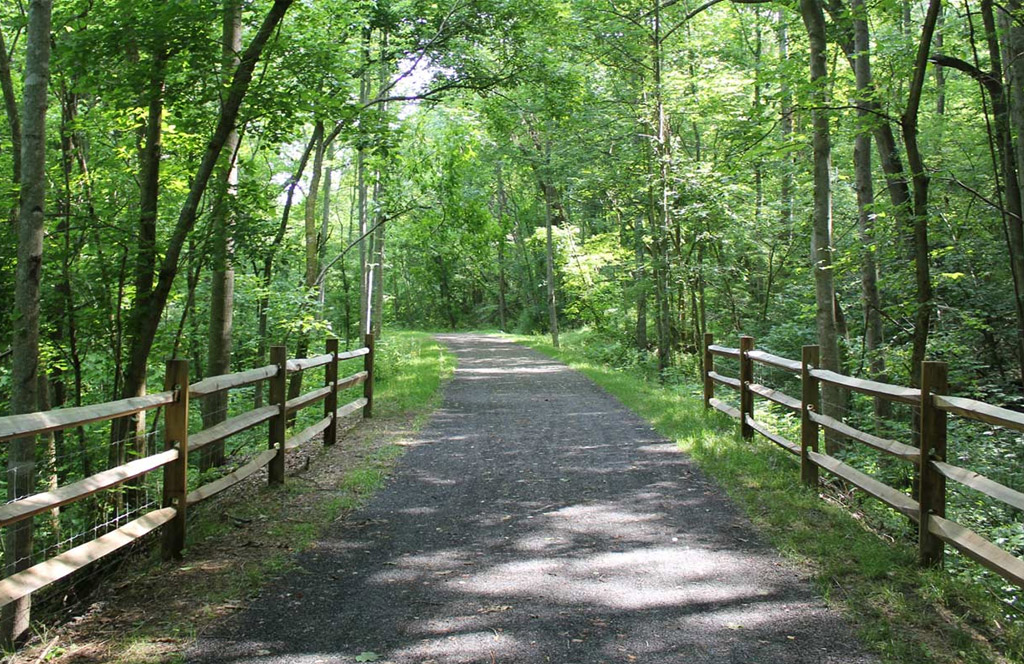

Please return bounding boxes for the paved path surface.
[187,334,876,664]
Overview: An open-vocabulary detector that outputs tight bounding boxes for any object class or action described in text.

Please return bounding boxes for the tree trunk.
[306,122,325,293]
[635,212,648,349]
[0,23,20,226]
[372,183,386,336]
[109,45,168,479]
[496,163,509,331]
[652,0,673,373]
[117,0,293,419]
[319,143,334,309]
[202,0,243,471]
[543,181,559,348]
[801,0,843,453]
[4,0,51,646]
[851,0,889,420]
[901,0,942,386]
[1006,0,1024,224]
[934,9,945,115]
[825,0,915,250]
[358,28,372,337]
[997,1,1024,385]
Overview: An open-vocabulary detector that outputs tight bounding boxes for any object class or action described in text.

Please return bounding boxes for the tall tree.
[115,0,294,433]
[800,0,843,450]
[901,0,942,385]
[202,0,244,470]
[4,0,52,646]
[0,22,20,226]
[850,0,888,417]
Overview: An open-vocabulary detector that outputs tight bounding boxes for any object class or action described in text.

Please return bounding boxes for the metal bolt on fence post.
[325,338,339,446]
[918,361,949,567]
[162,359,189,560]
[363,333,375,419]
[703,333,714,409]
[801,346,820,488]
[269,345,287,485]
[739,336,754,439]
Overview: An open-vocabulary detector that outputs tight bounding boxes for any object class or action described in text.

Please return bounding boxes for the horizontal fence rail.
[0,335,375,617]
[702,333,1024,588]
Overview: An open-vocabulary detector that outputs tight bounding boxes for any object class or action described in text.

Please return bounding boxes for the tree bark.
[4,0,51,646]
[996,2,1024,384]
[495,162,509,331]
[825,0,914,243]
[318,143,334,309]
[544,178,559,348]
[635,211,648,349]
[1006,0,1024,228]
[851,0,888,419]
[901,0,942,386]
[652,0,673,373]
[801,0,843,453]
[0,23,20,226]
[201,0,243,471]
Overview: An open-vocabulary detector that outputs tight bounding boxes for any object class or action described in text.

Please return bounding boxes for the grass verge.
[512,330,1023,664]
[19,330,453,664]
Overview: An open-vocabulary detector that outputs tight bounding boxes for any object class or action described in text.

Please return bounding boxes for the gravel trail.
[186,334,876,664]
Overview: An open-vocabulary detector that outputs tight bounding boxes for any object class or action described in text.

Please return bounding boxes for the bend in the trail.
[186,333,876,663]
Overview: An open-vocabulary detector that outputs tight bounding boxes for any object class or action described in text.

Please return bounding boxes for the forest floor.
[180,333,876,663]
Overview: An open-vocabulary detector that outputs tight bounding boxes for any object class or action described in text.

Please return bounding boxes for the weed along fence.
[703,333,1024,586]
[0,335,375,634]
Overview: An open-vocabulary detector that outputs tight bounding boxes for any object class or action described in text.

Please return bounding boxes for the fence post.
[269,345,287,485]
[918,361,949,567]
[800,345,820,488]
[162,359,189,560]
[703,333,714,409]
[739,336,754,439]
[363,332,375,418]
[324,338,339,446]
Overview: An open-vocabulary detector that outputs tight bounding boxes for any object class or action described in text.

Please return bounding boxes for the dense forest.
[2,0,1024,646]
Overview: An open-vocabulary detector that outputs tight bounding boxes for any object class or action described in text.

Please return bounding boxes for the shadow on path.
[186,334,875,664]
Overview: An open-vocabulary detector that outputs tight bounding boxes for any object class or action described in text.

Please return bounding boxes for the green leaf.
[355,652,381,662]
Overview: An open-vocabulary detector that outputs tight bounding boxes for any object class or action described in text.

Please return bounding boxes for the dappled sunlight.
[454,547,767,610]
[187,334,874,664]
[404,470,457,486]
[390,630,526,662]
[456,365,567,375]
[540,502,665,538]
[638,442,683,454]
[405,612,506,636]
[395,506,438,516]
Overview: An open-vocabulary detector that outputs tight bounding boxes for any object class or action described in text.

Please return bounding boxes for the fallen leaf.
[478,605,513,614]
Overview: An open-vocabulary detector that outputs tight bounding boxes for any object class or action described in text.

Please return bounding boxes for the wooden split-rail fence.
[703,333,1024,585]
[0,334,375,618]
